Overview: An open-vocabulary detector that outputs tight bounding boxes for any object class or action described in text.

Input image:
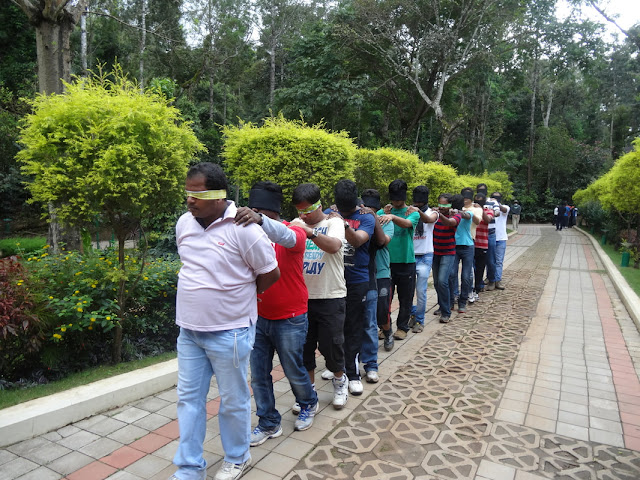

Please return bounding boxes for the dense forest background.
[2,0,639,228]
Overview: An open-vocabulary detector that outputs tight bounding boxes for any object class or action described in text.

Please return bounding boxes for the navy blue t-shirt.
[325,208,375,284]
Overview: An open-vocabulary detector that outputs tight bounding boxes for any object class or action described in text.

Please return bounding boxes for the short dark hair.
[438,193,452,203]
[474,192,487,203]
[476,183,488,193]
[461,187,473,195]
[451,194,465,210]
[389,179,408,201]
[334,179,358,212]
[292,183,321,205]
[187,162,228,191]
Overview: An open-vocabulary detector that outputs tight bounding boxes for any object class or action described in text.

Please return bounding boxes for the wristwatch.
[309,228,318,239]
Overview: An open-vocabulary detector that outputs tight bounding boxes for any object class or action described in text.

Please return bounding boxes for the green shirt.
[378,207,420,264]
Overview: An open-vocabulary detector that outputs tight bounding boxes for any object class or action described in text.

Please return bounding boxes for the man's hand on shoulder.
[234,206,262,227]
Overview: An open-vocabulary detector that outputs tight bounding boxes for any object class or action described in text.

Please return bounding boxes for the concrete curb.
[0,359,177,448]
[576,227,640,331]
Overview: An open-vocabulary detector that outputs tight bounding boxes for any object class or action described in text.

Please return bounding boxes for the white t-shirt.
[291,216,346,299]
[495,205,511,241]
[413,207,436,255]
[175,201,278,332]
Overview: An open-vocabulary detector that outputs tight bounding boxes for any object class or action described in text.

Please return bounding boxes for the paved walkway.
[3,225,640,480]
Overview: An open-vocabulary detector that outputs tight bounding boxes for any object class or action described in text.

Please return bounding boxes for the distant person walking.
[511,200,521,232]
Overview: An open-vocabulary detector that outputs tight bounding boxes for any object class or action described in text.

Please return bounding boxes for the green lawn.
[0,236,47,257]
[0,351,176,410]
[581,227,640,296]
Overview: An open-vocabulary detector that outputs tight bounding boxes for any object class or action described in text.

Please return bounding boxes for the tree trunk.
[209,69,215,122]
[139,0,146,92]
[543,82,554,128]
[17,0,86,252]
[34,16,75,94]
[80,8,87,76]
[527,62,539,193]
[112,234,127,364]
[269,47,276,107]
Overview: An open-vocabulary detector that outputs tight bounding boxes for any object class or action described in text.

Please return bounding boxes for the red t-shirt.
[257,223,309,320]
[474,209,494,249]
[433,214,461,256]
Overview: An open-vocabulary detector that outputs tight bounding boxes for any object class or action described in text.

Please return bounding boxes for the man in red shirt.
[432,194,470,323]
[472,192,494,299]
[234,181,318,447]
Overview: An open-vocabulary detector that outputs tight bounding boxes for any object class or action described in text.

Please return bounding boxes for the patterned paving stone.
[300,444,361,479]
[485,440,539,470]
[540,433,594,464]
[390,419,440,445]
[491,422,541,449]
[360,393,405,415]
[353,459,413,479]
[445,412,493,438]
[436,430,488,458]
[347,410,395,434]
[402,403,450,424]
[327,426,380,453]
[372,433,429,467]
[421,450,478,480]
[375,381,414,401]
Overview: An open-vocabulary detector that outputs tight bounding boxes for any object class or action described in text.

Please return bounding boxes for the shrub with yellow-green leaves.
[222,115,356,216]
[354,148,424,202]
[17,65,204,239]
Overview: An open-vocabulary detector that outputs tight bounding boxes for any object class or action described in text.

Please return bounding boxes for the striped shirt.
[434,213,461,256]
[474,209,494,249]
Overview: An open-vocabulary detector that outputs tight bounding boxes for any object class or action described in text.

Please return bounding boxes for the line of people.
[169,163,511,480]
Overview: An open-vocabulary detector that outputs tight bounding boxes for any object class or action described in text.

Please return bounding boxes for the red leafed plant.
[0,257,42,380]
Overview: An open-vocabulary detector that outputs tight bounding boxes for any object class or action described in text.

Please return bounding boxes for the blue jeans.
[411,254,433,325]
[174,326,255,479]
[486,230,497,283]
[360,289,379,372]
[250,314,316,431]
[432,255,456,318]
[494,240,507,282]
[449,245,474,308]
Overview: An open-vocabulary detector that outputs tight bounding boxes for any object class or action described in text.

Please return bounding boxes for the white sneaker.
[292,402,300,414]
[468,293,475,303]
[214,457,251,480]
[332,374,348,409]
[348,379,363,395]
[365,371,379,383]
[320,369,333,380]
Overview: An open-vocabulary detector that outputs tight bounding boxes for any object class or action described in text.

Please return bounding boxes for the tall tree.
[338,0,526,160]
[12,0,87,95]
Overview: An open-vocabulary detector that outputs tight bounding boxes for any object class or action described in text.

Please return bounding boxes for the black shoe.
[383,332,394,351]
[408,314,416,328]
[433,309,441,316]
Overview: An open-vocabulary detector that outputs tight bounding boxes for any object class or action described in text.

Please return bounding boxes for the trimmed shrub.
[222,115,356,217]
[354,148,423,202]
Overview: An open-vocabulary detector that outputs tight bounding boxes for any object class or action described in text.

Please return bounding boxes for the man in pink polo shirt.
[171,163,280,480]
